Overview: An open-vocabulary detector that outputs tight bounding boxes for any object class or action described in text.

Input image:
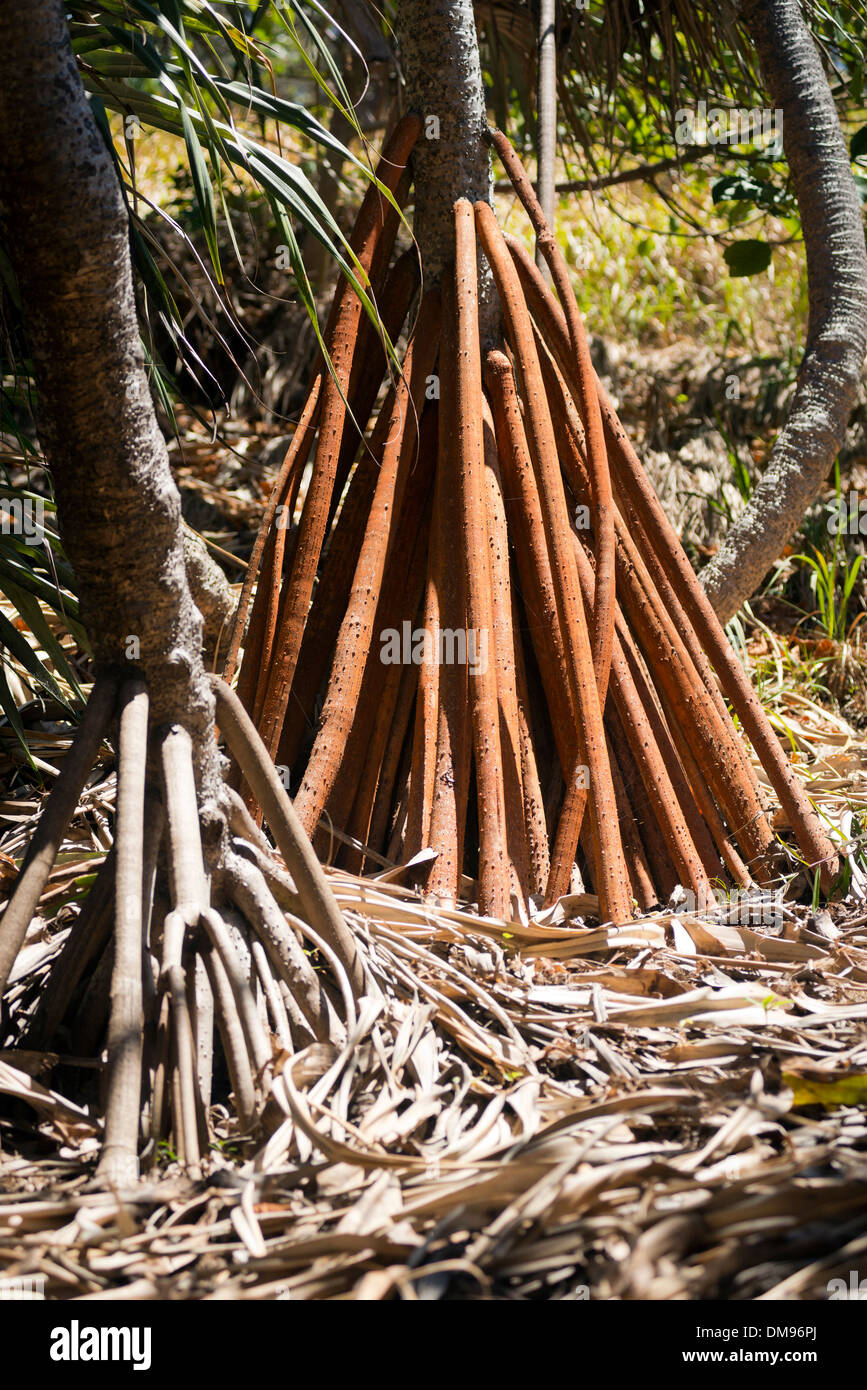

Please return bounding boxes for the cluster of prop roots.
[0,674,372,1183]
[0,118,842,1183]
[227,116,839,925]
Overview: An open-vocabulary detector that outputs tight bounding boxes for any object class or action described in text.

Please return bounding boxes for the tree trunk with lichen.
[0,0,223,838]
[396,0,500,342]
[701,0,867,621]
[0,1,366,1187]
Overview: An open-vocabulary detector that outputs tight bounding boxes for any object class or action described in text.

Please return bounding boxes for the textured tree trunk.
[0,0,222,818]
[700,0,867,621]
[396,0,499,340]
[536,0,558,270]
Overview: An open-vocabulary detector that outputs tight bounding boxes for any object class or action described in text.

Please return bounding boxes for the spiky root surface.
[232,119,838,926]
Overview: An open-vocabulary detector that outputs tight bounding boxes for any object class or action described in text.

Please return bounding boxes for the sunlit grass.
[495,165,808,354]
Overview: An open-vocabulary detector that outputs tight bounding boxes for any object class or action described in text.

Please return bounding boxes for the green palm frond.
[0,488,86,763]
[68,0,404,402]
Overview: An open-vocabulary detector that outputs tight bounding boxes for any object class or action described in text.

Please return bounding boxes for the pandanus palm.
[0,0,858,1184]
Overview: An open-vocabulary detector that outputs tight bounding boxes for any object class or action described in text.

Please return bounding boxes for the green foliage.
[783,464,866,646]
[712,173,793,215]
[0,489,86,762]
[66,0,401,403]
[791,539,864,644]
[723,239,772,277]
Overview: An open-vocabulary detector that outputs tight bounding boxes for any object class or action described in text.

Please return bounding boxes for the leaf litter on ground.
[1,671,867,1301]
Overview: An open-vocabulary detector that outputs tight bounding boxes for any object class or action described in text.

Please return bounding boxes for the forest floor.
[2,770,867,1300]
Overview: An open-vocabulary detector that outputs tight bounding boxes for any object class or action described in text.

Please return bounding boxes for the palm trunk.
[0,0,435,1175]
[700,0,867,621]
[0,0,221,813]
[396,0,500,340]
[536,0,558,268]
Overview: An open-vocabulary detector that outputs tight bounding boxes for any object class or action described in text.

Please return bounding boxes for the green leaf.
[723,240,772,278]
[787,1071,867,1109]
[852,125,867,160]
[712,173,789,212]
[0,664,36,769]
[842,553,863,605]
[0,577,83,701]
[179,104,222,284]
[0,547,80,626]
[0,607,69,706]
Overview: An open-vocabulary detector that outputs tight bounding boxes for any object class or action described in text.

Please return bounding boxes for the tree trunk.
[536,0,558,270]
[700,0,867,621]
[0,0,222,816]
[396,0,499,340]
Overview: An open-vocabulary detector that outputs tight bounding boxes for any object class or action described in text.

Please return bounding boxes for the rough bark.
[701,0,867,621]
[536,0,558,268]
[0,0,221,810]
[396,0,499,338]
[183,526,236,664]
